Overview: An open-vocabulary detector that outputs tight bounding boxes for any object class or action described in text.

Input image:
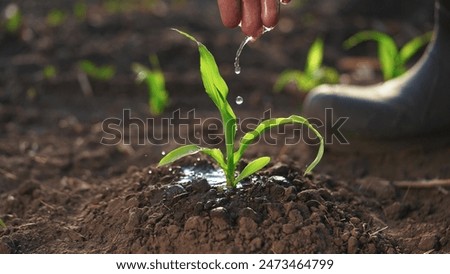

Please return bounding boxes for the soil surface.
[1,0,449,253]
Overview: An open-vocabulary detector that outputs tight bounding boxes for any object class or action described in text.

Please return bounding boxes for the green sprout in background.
[78,60,116,81]
[43,65,57,80]
[73,1,87,21]
[46,9,67,27]
[159,30,324,188]
[132,55,169,116]
[0,218,5,229]
[274,38,339,93]
[4,3,23,33]
[344,31,432,80]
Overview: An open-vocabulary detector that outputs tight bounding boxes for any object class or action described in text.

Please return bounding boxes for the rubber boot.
[302,0,450,142]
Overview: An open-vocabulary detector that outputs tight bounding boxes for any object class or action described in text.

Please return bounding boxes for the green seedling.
[4,4,22,33]
[78,60,116,81]
[43,65,57,80]
[344,31,432,80]
[46,9,67,27]
[159,29,324,188]
[274,38,339,93]
[132,55,169,116]
[0,218,5,229]
[74,2,87,21]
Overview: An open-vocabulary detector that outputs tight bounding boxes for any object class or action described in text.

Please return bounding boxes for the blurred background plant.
[274,38,339,93]
[46,9,67,27]
[344,31,432,80]
[2,3,22,34]
[132,55,169,116]
[78,60,116,81]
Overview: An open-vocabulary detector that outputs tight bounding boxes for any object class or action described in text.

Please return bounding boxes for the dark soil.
[1,0,449,254]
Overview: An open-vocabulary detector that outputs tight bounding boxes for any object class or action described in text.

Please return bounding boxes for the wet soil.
[1,0,449,253]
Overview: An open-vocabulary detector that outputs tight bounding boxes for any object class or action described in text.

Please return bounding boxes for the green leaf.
[132,55,169,116]
[344,31,398,80]
[46,9,67,27]
[234,115,324,174]
[0,218,5,229]
[273,70,304,92]
[320,66,340,84]
[158,145,205,166]
[201,148,227,171]
[305,38,324,76]
[5,6,22,33]
[234,156,271,184]
[79,60,115,81]
[399,32,432,65]
[158,145,227,171]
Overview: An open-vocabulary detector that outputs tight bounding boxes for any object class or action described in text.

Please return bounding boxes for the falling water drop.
[234,36,253,75]
[161,151,166,156]
[235,96,244,105]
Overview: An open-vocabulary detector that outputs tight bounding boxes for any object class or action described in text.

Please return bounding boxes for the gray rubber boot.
[302,1,450,142]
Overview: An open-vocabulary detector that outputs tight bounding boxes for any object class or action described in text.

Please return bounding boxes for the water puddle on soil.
[177,166,256,188]
[178,166,226,187]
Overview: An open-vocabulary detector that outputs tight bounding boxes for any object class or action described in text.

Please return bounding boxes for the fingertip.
[241,0,264,37]
[218,0,242,28]
[262,0,280,28]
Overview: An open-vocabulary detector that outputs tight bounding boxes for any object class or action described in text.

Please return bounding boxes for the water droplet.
[168,167,173,172]
[196,158,201,162]
[148,170,152,174]
[161,151,166,156]
[263,26,274,33]
[234,36,253,75]
[235,96,244,105]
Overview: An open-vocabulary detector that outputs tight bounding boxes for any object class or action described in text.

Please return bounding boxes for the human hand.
[217,0,291,37]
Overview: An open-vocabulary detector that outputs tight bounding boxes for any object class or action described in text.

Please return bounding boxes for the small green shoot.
[4,4,22,33]
[78,60,116,81]
[43,65,57,80]
[132,55,169,116]
[159,29,324,188]
[344,31,432,80]
[0,218,5,229]
[74,2,87,21]
[46,9,67,27]
[274,38,339,93]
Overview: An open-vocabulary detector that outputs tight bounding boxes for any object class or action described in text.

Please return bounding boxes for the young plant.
[159,29,324,188]
[78,60,116,81]
[132,55,169,116]
[43,65,57,80]
[46,9,67,27]
[344,31,432,80]
[4,4,22,33]
[74,2,88,21]
[274,38,339,93]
